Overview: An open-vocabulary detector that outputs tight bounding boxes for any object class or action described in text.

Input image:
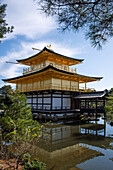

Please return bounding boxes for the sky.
[0,0,113,91]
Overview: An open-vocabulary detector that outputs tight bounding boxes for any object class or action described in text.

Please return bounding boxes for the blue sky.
[0,0,113,91]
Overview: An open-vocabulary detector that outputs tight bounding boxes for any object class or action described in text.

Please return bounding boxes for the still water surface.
[36,118,113,170]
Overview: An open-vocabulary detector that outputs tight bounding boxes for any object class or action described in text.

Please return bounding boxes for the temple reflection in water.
[33,119,110,170]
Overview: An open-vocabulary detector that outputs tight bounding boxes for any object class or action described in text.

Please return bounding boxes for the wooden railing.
[23,65,76,75]
[18,83,94,92]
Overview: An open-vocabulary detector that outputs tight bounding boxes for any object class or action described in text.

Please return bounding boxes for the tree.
[0,85,12,94]
[104,88,113,120]
[0,1,14,42]
[0,90,41,142]
[0,90,44,169]
[23,154,46,170]
[37,0,113,49]
[0,85,12,109]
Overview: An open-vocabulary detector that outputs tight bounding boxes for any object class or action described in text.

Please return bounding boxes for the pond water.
[35,117,113,170]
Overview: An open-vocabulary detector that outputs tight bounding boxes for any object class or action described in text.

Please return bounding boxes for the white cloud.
[0,40,83,81]
[48,43,83,57]
[4,0,56,40]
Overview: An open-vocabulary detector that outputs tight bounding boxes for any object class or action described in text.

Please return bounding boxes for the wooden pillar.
[26,82,28,91]
[104,99,106,117]
[95,120,98,135]
[25,83,27,92]
[78,78,79,91]
[104,111,106,118]
[68,66,69,72]
[104,119,106,137]
[103,99,105,107]
[70,80,71,90]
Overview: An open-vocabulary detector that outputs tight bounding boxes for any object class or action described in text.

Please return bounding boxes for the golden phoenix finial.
[47,44,52,49]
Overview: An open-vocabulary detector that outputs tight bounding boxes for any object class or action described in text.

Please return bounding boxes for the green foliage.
[0,88,46,169]
[105,88,113,120]
[0,90,41,143]
[23,153,31,163]
[0,2,14,42]
[109,88,113,97]
[105,96,113,113]
[37,0,113,49]
[0,85,13,109]
[0,85,12,94]
[23,157,46,170]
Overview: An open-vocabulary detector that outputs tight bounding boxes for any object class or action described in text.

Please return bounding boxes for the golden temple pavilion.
[3,47,106,120]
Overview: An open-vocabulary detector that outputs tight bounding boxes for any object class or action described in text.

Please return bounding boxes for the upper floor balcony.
[23,62,77,75]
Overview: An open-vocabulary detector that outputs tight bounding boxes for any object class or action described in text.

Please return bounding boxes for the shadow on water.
[34,116,113,170]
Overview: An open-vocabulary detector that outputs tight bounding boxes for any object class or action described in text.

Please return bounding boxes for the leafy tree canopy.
[0,1,14,42]
[105,87,113,120]
[0,90,40,142]
[0,89,44,169]
[37,0,113,49]
[0,85,12,109]
[0,85,12,94]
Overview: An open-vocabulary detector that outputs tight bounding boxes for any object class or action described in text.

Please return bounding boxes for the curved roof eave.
[2,65,103,82]
[16,47,84,63]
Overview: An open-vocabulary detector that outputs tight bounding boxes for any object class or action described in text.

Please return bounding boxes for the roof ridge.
[16,46,84,64]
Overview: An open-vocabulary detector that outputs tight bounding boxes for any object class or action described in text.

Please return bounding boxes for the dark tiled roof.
[2,65,103,82]
[74,90,107,99]
[17,47,84,63]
